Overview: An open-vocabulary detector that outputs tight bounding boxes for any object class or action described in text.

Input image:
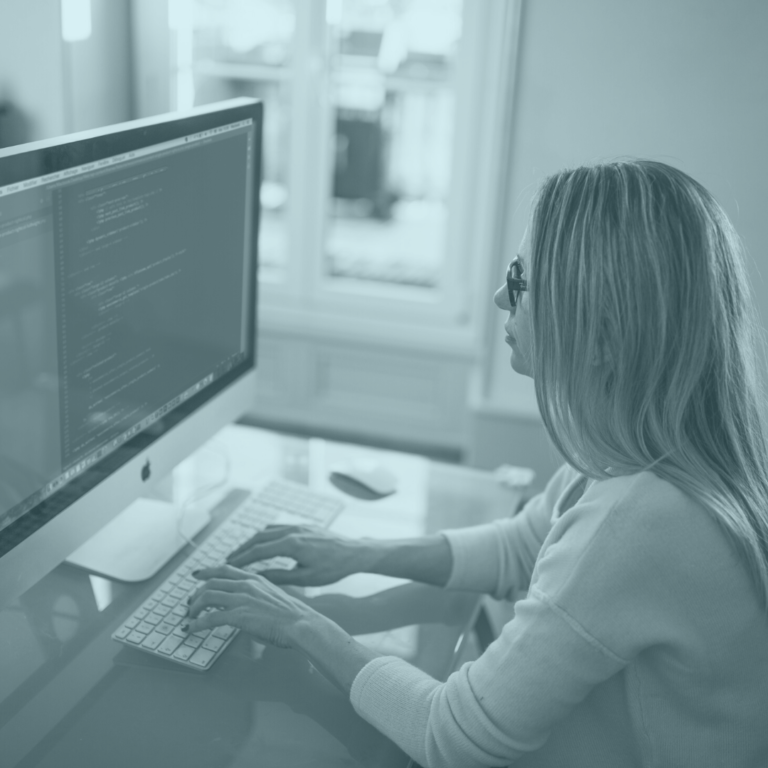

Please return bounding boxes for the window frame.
[139,0,519,356]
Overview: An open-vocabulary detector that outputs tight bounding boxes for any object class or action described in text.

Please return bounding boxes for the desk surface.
[0,425,526,768]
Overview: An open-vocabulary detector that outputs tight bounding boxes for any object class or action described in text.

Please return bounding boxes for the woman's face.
[494,236,533,378]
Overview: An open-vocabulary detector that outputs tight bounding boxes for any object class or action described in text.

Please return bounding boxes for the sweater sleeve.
[351,473,720,768]
[440,463,579,599]
[350,473,694,768]
[350,590,630,768]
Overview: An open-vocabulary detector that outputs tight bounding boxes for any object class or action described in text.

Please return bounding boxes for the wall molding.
[247,330,473,451]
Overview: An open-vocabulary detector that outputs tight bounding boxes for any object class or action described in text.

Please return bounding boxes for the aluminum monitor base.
[65,497,212,582]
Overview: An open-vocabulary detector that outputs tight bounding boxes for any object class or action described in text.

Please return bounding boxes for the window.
[151,0,513,348]
[170,0,296,276]
[324,0,462,291]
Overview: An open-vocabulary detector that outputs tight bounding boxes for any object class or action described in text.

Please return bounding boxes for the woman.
[185,160,768,767]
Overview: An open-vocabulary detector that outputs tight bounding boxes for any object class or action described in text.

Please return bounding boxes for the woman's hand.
[186,564,318,649]
[188,566,383,696]
[225,524,370,587]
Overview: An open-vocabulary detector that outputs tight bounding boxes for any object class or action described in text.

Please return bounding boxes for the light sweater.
[349,463,768,767]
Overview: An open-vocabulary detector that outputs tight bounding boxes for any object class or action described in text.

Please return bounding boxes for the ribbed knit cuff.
[350,656,408,712]
[441,524,505,592]
[350,655,441,766]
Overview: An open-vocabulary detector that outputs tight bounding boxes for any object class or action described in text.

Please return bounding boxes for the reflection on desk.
[0,425,528,768]
[0,570,477,768]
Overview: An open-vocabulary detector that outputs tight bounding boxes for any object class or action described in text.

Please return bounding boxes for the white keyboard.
[111,479,344,671]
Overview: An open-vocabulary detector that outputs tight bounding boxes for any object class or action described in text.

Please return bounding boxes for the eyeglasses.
[506,256,528,308]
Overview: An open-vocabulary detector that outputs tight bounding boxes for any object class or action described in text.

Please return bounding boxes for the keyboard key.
[189,648,216,667]
[141,631,165,650]
[172,644,195,661]
[157,635,185,655]
[202,636,225,652]
[112,481,344,671]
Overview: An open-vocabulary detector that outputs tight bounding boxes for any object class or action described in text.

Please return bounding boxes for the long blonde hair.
[529,160,768,609]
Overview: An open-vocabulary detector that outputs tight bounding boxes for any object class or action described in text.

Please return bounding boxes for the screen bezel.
[0,99,262,561]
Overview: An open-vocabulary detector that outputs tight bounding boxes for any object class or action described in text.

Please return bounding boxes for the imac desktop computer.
[0,98,268,611]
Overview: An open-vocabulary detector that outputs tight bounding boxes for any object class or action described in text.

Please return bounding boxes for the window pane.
[324,0,463,289]
[175,0,296,280]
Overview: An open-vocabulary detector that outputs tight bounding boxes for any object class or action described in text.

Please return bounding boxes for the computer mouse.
[329,462,398,499]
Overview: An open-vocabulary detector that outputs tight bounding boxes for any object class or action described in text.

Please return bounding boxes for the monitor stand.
[65,496,213,582]
[65,445,230,582]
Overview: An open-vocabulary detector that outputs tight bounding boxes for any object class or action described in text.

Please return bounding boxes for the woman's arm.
[437,464,579,599]
[303,581,475,636]
[289,613,382,695]
[290,581,479,695]
[224,524,453,588]
[359,533,453,587]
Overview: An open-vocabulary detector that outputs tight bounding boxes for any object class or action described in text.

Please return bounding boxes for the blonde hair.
[529,159,768,609]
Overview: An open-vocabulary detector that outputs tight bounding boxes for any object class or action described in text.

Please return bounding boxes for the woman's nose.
[494,284,512,311]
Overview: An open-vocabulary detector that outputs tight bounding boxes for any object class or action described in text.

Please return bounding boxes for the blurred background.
[1,0,767,495]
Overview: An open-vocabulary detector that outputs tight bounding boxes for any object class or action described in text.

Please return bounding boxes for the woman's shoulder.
[549,463,717,546]
[568,468,735,576]
[593,469,703,519]
[537,467,740,607]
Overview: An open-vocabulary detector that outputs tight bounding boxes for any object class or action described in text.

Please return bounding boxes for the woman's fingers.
[186,605,240,633]
[258,566,308,585]
[226,537,297,567]
[187,586,247,619]
[278,585,306,600]
[184,572,313,649]
[188,569,250,604]
[227,525,300,560]
[192,563,251,581]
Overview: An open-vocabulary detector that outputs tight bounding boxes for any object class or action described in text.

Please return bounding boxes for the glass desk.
[0,425,528,768]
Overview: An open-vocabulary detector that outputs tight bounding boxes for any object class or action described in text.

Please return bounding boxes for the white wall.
[68,0,133,133]
[0,0,66,143]
[0,0,132,145]
[470,0,768,489]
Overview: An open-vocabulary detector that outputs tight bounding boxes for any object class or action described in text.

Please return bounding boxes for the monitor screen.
[0,100,261,574]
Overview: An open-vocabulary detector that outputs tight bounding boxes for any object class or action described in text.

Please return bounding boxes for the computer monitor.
[0,98,262,608]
